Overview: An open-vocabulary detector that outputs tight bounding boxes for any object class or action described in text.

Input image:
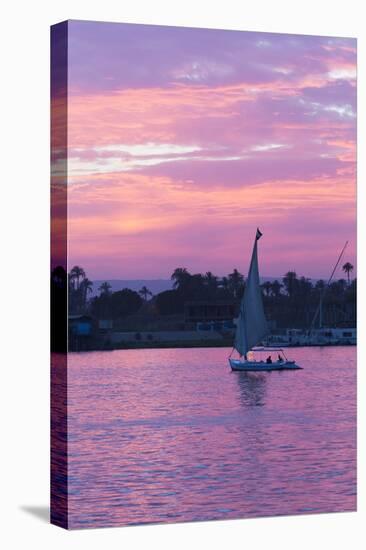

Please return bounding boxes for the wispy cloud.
[66,22,356,279]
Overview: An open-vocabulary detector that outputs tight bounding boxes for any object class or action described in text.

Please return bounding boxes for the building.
[184,300,236,331]
[68,314,94,350]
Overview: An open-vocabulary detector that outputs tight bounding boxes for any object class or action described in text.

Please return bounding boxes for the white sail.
[234,229,268,357]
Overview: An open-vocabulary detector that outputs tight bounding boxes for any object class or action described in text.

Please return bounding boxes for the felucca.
[229,229,302,371]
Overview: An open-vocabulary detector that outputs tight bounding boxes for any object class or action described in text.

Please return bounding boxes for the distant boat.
[229,229,302,371]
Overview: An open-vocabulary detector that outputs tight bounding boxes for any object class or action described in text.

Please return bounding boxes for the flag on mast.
[256,228,263,240]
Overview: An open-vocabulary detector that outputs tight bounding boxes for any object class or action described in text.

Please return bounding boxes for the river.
[66,346,356,528]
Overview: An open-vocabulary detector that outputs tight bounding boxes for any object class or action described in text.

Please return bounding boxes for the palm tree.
[139,286,153,301]
[98,281,112,295]
[282,271,298,298]
[80,278,93,308]
[342,262,354,285]
[171,268,190,289]
[69,265,86,289]
[228,268,244,298]
[204,271,218,289]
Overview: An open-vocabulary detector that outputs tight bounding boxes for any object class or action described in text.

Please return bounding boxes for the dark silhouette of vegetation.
[80,277,93,304]
[228,268,244,298]
[264,273,356,328]
[67,265,356,329]
[342,262,354,285]
[98,281,112,295]
[139,286,153,301]
[91,288,143,320]
[69,265,85,289]
[156,289,185,315]
[68,265,92,313]
[171,267,190,288]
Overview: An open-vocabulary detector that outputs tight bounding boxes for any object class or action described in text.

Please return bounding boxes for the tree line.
[55,262,356,328]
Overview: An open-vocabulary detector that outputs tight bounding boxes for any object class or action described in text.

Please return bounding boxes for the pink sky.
[65,21,356,280]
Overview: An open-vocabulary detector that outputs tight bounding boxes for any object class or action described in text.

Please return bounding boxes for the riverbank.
[70,339,356,352]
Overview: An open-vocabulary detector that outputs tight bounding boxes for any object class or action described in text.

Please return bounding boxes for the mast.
[309,240,348,333]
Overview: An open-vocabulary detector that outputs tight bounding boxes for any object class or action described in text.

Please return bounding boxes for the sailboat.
[229,229,302,371]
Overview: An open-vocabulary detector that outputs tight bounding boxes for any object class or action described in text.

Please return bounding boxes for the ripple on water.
[66,346,356,528]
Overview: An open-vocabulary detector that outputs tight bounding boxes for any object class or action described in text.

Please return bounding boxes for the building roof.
[68,314,93,321]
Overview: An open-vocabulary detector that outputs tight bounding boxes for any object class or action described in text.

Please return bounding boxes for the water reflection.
[65,346,356,528]
[235,372,267,407]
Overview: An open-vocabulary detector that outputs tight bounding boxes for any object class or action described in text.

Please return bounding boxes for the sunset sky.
[67,21,356,280]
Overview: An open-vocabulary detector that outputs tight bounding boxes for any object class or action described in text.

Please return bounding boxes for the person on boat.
[277,354,284,362]
[266,356,272,364]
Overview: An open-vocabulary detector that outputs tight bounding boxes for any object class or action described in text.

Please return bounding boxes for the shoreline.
[69,341,357,352]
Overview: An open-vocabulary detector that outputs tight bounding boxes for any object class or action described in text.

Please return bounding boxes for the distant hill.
[90,276,321,297]
[91,280,173,297]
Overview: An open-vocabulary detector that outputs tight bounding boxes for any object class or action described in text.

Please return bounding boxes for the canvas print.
[51,20,357,529]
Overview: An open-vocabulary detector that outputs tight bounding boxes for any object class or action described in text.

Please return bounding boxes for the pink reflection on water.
[67,346,356,528]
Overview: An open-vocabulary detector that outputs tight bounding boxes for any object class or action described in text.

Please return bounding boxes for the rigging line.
[325,240,349,287]
[309,240,348,332]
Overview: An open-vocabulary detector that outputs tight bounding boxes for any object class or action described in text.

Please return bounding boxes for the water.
[67,346,356,529]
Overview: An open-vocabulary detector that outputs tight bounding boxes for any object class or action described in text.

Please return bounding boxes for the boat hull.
[229,358,302,371]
